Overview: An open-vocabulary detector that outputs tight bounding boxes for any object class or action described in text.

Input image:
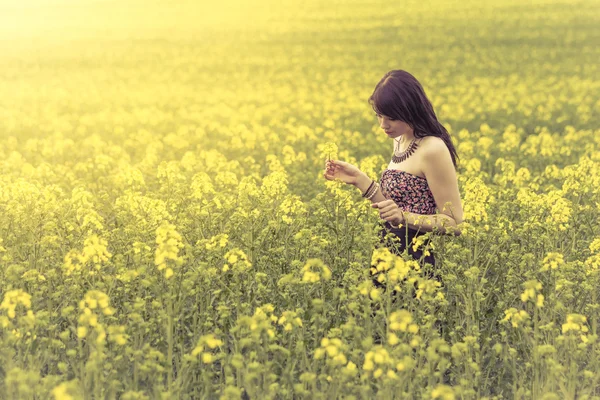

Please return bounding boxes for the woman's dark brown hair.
[368,70,459,169]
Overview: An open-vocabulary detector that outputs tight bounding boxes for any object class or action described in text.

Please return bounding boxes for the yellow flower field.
[0,0,599,398]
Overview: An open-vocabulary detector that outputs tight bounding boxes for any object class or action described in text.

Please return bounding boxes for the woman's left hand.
[371,199,404,226]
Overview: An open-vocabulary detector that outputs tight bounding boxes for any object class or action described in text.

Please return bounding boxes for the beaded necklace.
[392,137,421,163]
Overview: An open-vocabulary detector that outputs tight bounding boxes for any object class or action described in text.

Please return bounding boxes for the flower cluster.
[541,252,565,271]
[77,290,115,345]
[191,333,224,364]
[520,279,544,308]
[314,337,348,366]
[369,247,418,290]
[500,308,530,328]
[0,289,36,340]
[154,221,185,279]
[363,346,403,379]
[0,289,32,320]
[222,248,252,273]
[301,258,332,283]
[562,314,588,334]
[277,310,303,332]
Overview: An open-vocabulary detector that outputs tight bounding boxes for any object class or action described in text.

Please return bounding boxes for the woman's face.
[376,113,413,140]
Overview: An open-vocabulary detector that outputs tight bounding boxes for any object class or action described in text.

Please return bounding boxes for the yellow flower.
[315,337,346,365]
[545,191,572,231]
[203,233,229,250]
[536,294,544,308]
[320,142,338,161]
[278,310,303,332]
[431,384,456,400]
[590,238,600,254]
[301,258,331,283]
[202,352,214,364]
[389,310,418,333]
[369,288,381,301]
[415,278,441,300]
[191,172,216,200]
[520,280,542,303]
[192,333,224,359]
[80,234,112,270]
[461,176,491,223]
[154,221,184,279]
[501,308,530,328]
[562,314,588,334]
[223,249,252,274]
[411,235,427,252]
[363,347,393,377]
[77,326,87,339]
[261,170,288,199]
[1,289,32,319]
[279,194,307,225]
[199,334,222,349]
[51,382,74,400]
[541,252,564,271]
[344,361,357,376]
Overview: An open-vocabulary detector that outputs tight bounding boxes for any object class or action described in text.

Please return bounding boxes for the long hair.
[368,70,459,169]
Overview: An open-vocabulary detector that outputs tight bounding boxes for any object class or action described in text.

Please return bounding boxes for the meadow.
[0,0,600,398]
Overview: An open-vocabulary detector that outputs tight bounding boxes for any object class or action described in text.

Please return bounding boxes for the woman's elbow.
[454,218,464,236]
[446,225,462,236]
[441,214,463,236]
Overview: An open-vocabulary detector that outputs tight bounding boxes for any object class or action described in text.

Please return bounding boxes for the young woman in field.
[323,69,463,284]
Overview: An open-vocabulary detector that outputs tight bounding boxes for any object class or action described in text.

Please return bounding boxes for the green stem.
[533,305,539,397]
[167,294,174,391]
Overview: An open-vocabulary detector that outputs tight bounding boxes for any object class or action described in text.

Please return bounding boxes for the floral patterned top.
[380,169,437,215]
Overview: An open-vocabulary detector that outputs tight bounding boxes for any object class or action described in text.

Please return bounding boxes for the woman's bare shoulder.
[419,135,447,154]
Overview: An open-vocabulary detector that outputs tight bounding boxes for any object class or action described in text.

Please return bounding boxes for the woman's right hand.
[323,159,362,185]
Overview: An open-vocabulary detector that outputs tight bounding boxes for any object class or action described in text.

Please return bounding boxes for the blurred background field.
[0,0,600,398]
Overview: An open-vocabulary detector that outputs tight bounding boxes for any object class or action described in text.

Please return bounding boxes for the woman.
[323,69,463,286]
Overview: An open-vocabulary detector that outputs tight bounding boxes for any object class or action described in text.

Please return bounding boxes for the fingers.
[371,200,396,210]
[371,201,399,221]
[324,162,336,180]
[325,161,337,175]
[379,210,396,219]
[326,160,343,169]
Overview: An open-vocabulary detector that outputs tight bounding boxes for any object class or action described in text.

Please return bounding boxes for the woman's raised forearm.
[352,171,388,203]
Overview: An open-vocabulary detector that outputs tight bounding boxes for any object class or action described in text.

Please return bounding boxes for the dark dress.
[371,169,446,344]
[372,168,441,285]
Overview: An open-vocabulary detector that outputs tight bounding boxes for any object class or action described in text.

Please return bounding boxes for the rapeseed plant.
[1,0,599,397]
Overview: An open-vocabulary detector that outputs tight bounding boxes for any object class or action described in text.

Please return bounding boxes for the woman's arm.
[415,137,464,235]
[398,210,461,235]
[352,172,388,203]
